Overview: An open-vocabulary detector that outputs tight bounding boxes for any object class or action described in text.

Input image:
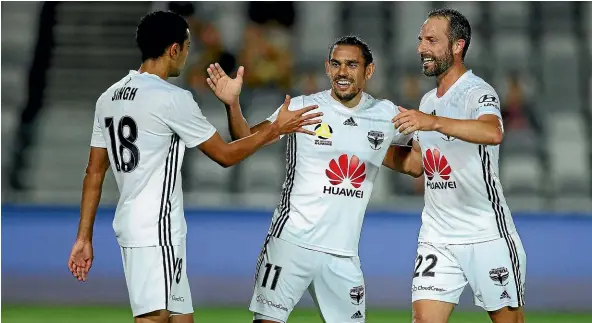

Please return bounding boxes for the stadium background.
[2,1,591,322]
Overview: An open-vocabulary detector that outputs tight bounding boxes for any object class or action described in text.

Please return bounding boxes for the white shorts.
[249,236,366,323]
[412,232,526,311]
[120,242,193,317]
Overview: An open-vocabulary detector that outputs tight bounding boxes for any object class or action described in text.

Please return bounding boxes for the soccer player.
[205,35,413,323]
[66,11,321,323]
[384,8,527,323]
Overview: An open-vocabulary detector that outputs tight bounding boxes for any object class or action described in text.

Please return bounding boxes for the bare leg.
[135,310,169,323]
[488,306,524,323]
[412,299,456,323]
[169,313,194,323]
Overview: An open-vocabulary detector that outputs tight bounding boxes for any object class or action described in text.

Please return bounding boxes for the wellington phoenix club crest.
[489,267,510,286]
[423,148,457,189]
[323,154,366,198]
[350,285,365,305]
[367,130,384,150]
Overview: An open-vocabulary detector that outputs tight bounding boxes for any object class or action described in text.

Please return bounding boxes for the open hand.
[206,63,244,106]
[392,106,437,135]
[274,95,323,135]
[67,239,94,282]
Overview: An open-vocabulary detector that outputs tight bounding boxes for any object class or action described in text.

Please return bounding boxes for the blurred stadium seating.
[2,1,591,211]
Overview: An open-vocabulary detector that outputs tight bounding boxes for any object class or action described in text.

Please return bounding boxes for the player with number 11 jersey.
[206,35,412,323]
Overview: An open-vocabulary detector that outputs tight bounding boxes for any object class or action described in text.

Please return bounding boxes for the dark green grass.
[2,306,590,323]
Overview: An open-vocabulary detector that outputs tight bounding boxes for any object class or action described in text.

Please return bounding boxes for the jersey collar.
[128,70,164,80]
[435,70,473,100]
[325,90,369,114]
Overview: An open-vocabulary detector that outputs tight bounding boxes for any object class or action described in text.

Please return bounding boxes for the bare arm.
[432,114,503,145]
[198,125,280,168]
[225,101,278,145]
[394,108,503,146]
[394,87,504,146]
[200,100,320,168]
[76,147,110,242]
[382,140,423,177]
[207,63,319,146]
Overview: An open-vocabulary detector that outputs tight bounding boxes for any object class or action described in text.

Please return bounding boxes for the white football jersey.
[416,70,516,244]
[264,90,412,256]
[90,70,216,247]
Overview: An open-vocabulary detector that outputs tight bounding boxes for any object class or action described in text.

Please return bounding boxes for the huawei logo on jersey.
[323,154,366,198]
[423,148,457,189]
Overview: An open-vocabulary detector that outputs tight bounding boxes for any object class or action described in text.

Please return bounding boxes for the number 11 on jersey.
[261,263,282,291]
[105,116,140,173]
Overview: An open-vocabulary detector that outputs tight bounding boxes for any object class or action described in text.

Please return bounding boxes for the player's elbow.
[215,149,243,168]
[407,167,424,178]
[85,162,108,179]
[489,130,503,146]
[402,157,423,178]
[214,155,236,168]
[83,166,107,189]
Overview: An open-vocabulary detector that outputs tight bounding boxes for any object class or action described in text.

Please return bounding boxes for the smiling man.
[384,8,527,323]
[66,10,321,323]
[205,35,413,323]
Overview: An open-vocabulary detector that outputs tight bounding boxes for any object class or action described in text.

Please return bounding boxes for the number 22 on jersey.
[105,116,140,173]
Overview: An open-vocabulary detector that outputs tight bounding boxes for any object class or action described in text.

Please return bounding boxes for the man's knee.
[169,313,194,323]
[253,312,284,323]
[488,306,524,323]
[412,299,455,323]
[135,310,169,323]
[412,311,446,323]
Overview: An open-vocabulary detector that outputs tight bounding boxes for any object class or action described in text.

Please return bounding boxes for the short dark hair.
[427,8,471,60]
[136,11,189,62]
[168,2,195,17]
[329,35,374,66]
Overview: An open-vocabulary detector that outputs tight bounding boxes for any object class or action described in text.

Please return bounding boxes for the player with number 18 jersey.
[69,11,321,322]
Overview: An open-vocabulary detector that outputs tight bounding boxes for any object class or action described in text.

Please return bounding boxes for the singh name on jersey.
[263,90,413,257]
[415,70,515,244]
[90,70,216,247]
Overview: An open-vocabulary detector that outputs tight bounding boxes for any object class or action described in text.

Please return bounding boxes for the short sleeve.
[90,103,107,148]
[167,91,217,148]
[389,102,414,147]
[391,128,414,147]
[467,86,502,120]
[265,96,305,140]
[266,106,281,123]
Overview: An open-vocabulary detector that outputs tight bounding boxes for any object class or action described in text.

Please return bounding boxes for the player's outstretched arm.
[68,147,109,282]
[383,140,423,177]
[393,104,503,145]
[198,97,321,168]
[206,63,315,144]
[205,63,253,140]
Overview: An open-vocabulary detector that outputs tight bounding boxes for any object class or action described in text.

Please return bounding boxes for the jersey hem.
[418,229,516,245]
[90,142,107,148]
[478,301,522,311]
[185,127,216,148]
[277,236,357,257]
[475,111,502,120]
[116,236,186,248]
